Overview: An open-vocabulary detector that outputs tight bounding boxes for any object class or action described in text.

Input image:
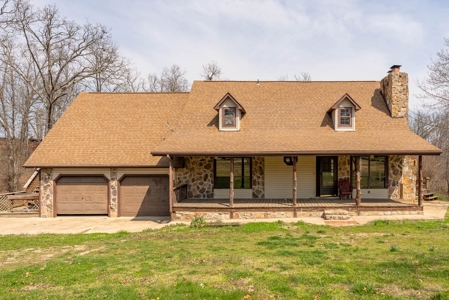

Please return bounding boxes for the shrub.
[190,216,206,228]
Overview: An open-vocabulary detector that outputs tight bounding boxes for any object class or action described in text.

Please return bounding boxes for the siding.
[265,156,316,198]
[353,189,388,199]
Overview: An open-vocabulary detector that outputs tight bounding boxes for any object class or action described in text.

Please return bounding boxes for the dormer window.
[327,93,361,132]
[339,107,352,127]
[214,93,246,132]
[223,107,236,127]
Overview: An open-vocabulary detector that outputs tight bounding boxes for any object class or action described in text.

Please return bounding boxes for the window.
[222,107,236,127]
[351,156,387,189]
[214,157,251,189]
[339,107,352,127]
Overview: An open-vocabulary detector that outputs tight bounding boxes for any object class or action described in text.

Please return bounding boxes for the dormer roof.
[327,93,361,113]
[213,92,246,113]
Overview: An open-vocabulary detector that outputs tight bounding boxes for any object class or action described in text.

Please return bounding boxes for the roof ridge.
[193,80,380,83]
[82,92,190,94]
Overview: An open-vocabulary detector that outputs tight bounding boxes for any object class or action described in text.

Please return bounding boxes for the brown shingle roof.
[25,80,441,168]
[152,80,441,156]
[24,92,189,167]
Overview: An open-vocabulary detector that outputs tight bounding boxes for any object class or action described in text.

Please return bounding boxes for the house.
[24,66,442,219]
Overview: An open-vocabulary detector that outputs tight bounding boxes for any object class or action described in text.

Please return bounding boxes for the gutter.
[151,150,442,157]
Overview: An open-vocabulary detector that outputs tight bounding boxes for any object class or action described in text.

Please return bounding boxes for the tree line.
[0,0,228,192]
[410,38,449,196]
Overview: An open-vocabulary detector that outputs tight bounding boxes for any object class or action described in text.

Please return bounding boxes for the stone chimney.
[380,65,409,118]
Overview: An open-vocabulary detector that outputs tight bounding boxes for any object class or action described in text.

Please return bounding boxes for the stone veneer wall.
[388,155,417,202]
[380,71,409,119]
[40,168,54,218]
[175,157,214,199]
[252,157,265,198]
[109,168,118,217]
[338,156,350,179]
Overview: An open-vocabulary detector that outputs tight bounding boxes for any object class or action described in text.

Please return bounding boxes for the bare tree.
[0,2,111,133]
[294,72,311,81]
[417,38,449,110]
[410,109,449,195]
[278,72,311,81]
[146,64,189,92]
[200,61,222,81]
[0,57,37,191]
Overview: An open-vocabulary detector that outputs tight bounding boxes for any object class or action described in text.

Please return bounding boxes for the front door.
[317,156,338,196]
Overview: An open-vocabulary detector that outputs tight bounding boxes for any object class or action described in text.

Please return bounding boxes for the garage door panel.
[119,176,169,217]
[56,176,108,215]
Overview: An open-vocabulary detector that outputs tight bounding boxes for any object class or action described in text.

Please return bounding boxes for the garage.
[56,176,108,215]
[119,176,169,217]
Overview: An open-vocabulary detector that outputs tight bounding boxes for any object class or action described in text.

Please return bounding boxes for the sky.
[34,0,449,109]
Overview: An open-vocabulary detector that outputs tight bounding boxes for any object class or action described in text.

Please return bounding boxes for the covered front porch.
[167,154,425,220]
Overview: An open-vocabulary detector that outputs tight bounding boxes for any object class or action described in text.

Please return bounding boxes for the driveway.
[0,201,447,235]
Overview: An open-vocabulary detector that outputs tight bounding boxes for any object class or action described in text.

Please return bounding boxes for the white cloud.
[26,0,449,110]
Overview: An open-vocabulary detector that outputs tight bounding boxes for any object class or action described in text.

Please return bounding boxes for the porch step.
[323,209,351,220]
[423,193,438,201]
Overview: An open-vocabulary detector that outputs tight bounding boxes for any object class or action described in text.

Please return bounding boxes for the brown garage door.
[56,176,108,215]
[119,176,169,217]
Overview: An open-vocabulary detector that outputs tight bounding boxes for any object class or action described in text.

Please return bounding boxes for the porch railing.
[174,184,188,203]
[0,191,39,213]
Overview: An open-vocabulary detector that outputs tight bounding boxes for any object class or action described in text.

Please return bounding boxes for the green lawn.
[1,212,449,299]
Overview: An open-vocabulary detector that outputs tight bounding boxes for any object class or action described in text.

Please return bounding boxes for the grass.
[0,212,449,299]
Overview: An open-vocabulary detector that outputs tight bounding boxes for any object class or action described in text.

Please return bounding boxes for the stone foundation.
[357,210,423,216]
[173,208,422,220]
[40,168,54,218]
[175,157,214,199]
[175,211,231,221]
[252,157,265,198]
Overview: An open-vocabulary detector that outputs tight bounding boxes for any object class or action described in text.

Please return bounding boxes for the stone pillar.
[40,168,54,218]
[338,155,350,179]
[380,69,409,119]
[388,155,403,200]
[252,157,265,198]
[389,155,417,202]
[402,155,417,202]
[109,168,118,217]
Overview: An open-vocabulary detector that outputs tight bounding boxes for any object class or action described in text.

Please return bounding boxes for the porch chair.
[338,178,353,200]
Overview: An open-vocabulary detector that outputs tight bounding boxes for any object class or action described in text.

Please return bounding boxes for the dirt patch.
[0,245,88,267]
[324,220,359,227]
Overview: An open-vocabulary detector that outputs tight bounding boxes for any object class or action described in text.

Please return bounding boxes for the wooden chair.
[338,178,353,200]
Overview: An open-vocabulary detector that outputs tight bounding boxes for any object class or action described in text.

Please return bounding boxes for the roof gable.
[213,92,246,113]
[327,93,361,113]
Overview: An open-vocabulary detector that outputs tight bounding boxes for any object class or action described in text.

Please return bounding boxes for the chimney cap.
[390,65,402,69]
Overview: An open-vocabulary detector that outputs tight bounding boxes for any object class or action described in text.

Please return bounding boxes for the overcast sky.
[34,0,449,108]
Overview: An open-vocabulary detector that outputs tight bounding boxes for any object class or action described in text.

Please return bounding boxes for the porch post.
[418,155,423,207]
[355,156,361,206]
[229,157,234,208]
[292,156,297,206]
[167,155,174,220]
